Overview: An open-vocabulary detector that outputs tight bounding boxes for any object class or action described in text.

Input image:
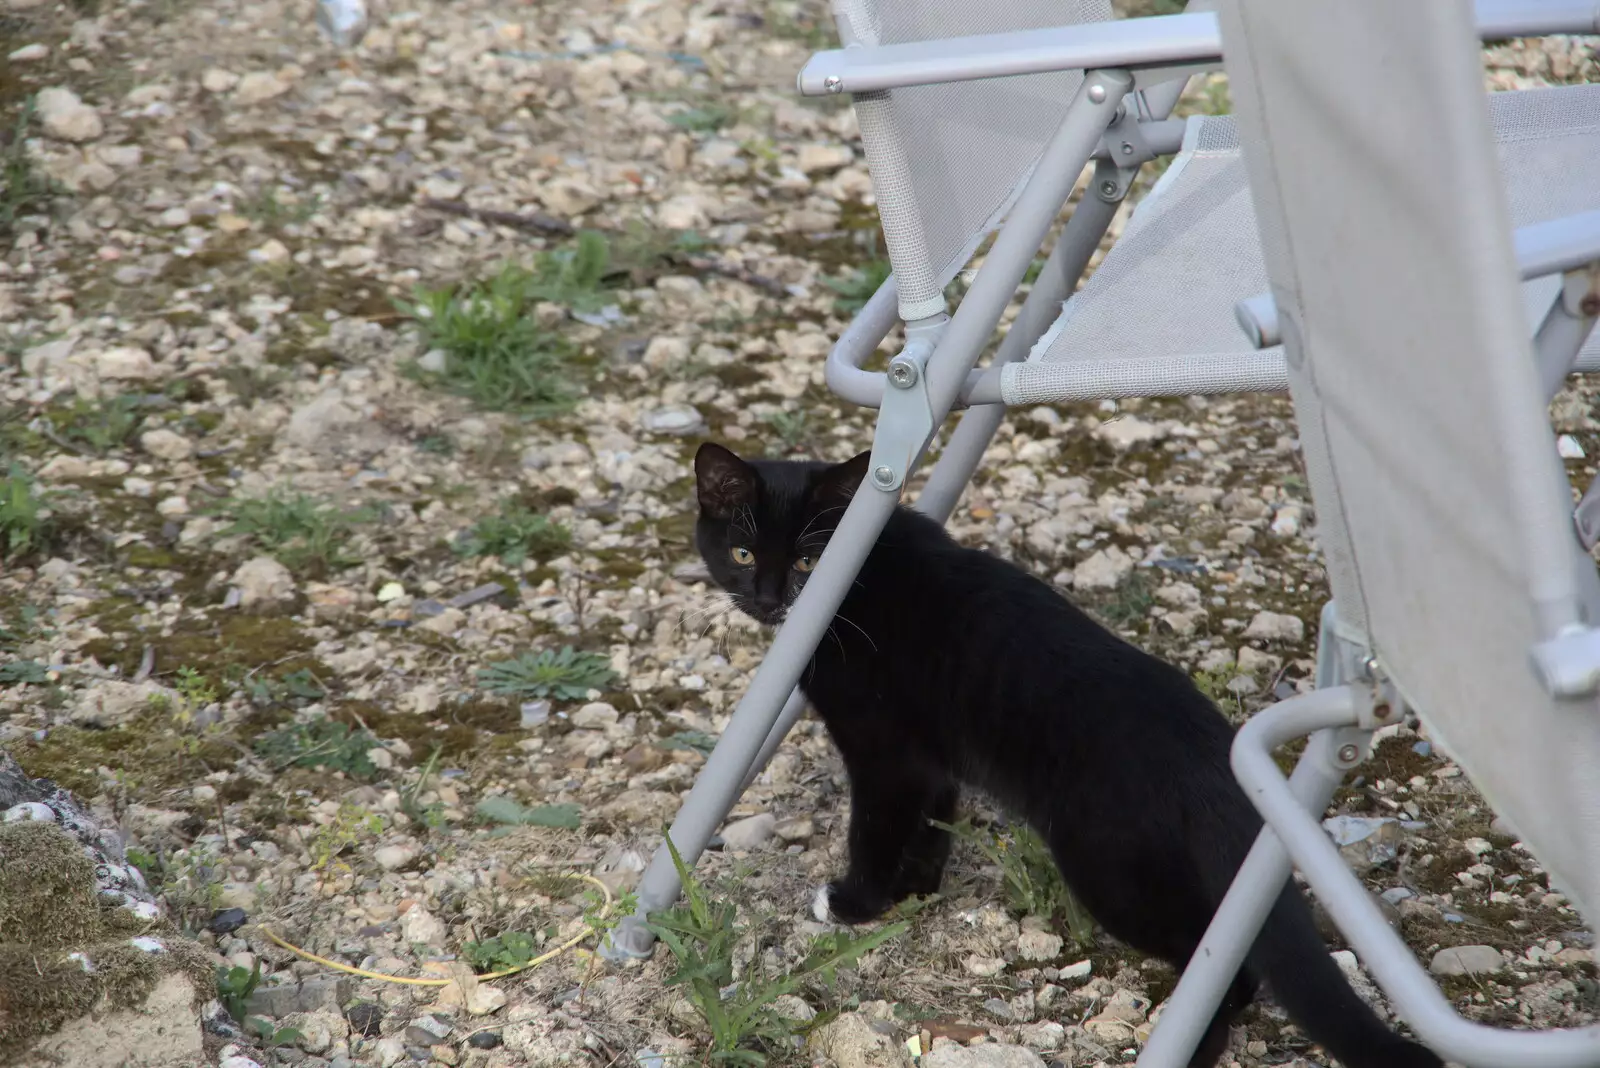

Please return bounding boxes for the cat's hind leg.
[888,779,959,900]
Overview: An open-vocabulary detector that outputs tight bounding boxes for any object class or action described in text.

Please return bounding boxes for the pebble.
[95,346,158,380]
[640,403,706,435]
[235,71,291,104]
[1072,546,1133,590]
[405,1014,453,1046]
[1430,944,1505,976]
[8,43,48,61]
[1243,610,1306,643]
[139,428,194,461]
[231,556,297,609]
[719,812,776,850]
[36,85,103,142]
[373,844,416,871]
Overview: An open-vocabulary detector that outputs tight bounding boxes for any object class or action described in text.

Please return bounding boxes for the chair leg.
[601,480,901,960]
[1135,688,1359,1068]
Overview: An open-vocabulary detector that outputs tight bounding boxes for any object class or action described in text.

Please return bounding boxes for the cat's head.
[692,442,870,625]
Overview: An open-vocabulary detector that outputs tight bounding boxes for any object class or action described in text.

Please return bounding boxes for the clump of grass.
[45,395,144,454]
[453,499,571,566]
[400,232,614,413]
[1,99,62,239]
[763,410,810,452]
[253,717,379,777]
[477,646,618,702]
[238,187,321,229]
[217,489,372,574]
[1,464,51,561]
[938,817,1096,949]
[668,103,735,132]
[822,259,891,314]
[647,833,913,1066]
[1096,570,1155,628]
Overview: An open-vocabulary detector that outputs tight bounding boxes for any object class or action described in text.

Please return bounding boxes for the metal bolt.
[1099,179,1119,197]
[824,75,843,94]
[1087,83,1107,104]
[872,465,897,488]
[887,357,919,389]
[1360,655,1379,678]
[1337,743,1361,764]
[1120,141,1135,155]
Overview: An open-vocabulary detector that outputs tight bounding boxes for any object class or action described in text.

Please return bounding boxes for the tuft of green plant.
[453,499,571,566]
[45,395,144,454]
[0,464,51,561]
[238,187,321,229]
[244,667,325,710]
[647,833,913,1066]
[247,1017,304,1063]
[218,489,372,574]
[1096,570,1155,628]
[477,646,618,702]
[0,604,50,653]
[462,930,539,972]
[668,104,735,132]
[308,801,382,878]
[400,234,612,413]
[822,259,891,313]
[400,746,447,831]
[1,99,62,239]
[253,717,379,777]
[216,959,262,1023]
[937,817,1095,949]
[763,410,810,452]
[474,795,582,832]
[0,659,49,685]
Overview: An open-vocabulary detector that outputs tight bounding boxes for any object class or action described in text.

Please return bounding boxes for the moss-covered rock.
[0,768,216,1065]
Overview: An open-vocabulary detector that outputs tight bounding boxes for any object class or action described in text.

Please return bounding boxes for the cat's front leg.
[814,758,951,925]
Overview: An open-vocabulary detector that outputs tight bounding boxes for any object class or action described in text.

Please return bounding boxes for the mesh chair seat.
[1001,82,1600,406]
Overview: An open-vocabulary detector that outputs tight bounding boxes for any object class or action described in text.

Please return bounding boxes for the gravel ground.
[1,2,1598,1066]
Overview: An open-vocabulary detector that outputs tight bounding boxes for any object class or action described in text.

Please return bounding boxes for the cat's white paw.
[811,884,834,923]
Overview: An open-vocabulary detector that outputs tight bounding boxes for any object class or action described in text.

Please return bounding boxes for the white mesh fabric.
[1222,0,1600,933]
[835,0,1113,321]
[1024,83,1600,372]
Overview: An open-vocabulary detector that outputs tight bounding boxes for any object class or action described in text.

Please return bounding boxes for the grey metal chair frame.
[603,2,1600,1065]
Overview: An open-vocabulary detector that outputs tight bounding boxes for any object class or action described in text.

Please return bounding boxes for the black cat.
[692,442,1441,1068]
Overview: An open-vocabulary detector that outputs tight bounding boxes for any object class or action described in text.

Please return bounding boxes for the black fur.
[693,442,1441,1068]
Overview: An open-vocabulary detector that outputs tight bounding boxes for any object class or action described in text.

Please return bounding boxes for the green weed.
[477,646,618,702]
[822,259,891,314]
[400,745,447,831]
[647,833,913,1066]
[238,187,322,229]
[44,395,143,454]
[218,489,373,575]
[474,795,582,832]
[216,960,262,1023]
[400,233,613,413]
[453,500,571,566]
[0,659,49,685]
[937,817,1096,949]
[308,801,382,878]
[668,104,735,132]
[0,465,50,561]
[462,930,540,972]
[763,411,810,452]
[1,100,62,239]
[1096,570,1155,629]
[253,717,379,777]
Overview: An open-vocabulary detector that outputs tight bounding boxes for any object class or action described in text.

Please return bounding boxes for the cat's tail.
[1244,886,1443,1068]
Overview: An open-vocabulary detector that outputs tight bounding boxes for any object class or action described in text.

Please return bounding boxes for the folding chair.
[603,3,1600,1058]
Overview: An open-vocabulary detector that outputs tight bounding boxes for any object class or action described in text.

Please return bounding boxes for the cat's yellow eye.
[729,546,755,566]
[793,556,815,573]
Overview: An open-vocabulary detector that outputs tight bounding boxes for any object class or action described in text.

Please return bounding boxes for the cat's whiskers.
[795,504,846,545]
[831,611,878,653]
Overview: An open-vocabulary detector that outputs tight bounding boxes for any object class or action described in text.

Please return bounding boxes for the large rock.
[808,1012,909,1068]
[35,86,103,142]
[1430,944,1505,976]
[0,793,213,1067]
[231,556,296,607]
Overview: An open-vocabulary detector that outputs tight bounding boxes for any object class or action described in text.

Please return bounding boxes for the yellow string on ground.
[255,871,614,986]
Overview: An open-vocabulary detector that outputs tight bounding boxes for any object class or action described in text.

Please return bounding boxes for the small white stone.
[139,428,193,461]
[373,844,415,871]
[1429,944,1504,976]
[36,85,103,142]
[8,43,48,62]
[230,556,296,609]
[95,346,157,381]
[1243,610,1305,643]
[1071,546,1133,591]
[720,812,776,851]
[234,71,290,104]
[1558,434,1585,459]
[570,702,619,730]
[963,954,1007,978]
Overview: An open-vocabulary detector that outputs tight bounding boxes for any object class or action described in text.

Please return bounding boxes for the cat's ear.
[695,442,758,519]
[811,450,872,506]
